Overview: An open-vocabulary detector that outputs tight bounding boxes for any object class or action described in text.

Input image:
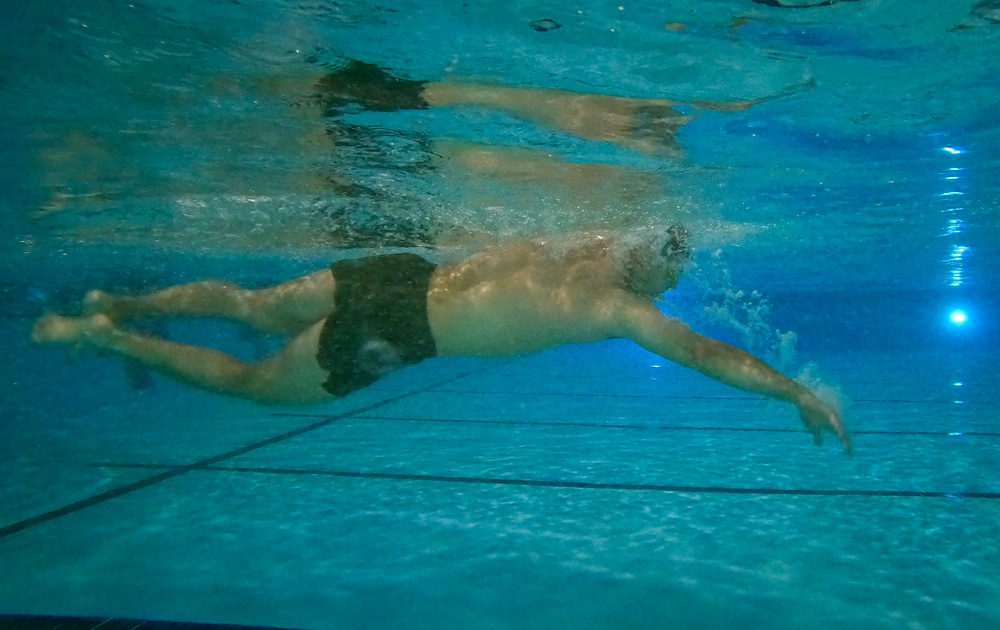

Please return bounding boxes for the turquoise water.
[2,0,1000,628]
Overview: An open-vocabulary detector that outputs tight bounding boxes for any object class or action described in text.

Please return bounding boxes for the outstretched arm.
[422,83,691,155]
[614,295,851,453]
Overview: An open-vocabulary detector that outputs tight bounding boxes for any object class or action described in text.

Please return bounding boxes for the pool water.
[2,0,999,628]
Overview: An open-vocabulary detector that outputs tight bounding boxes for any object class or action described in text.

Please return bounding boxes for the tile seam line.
[0,371,477,540]
[86,463,1000,500]
[0,616,259,630]
[271,413,1000,438]
[437,392,998,405]
[308,389,1000,405]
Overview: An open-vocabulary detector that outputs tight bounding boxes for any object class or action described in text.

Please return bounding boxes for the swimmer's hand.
[797,394,851,455]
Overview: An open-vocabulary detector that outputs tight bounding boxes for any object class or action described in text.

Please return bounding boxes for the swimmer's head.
[620,225,691,296]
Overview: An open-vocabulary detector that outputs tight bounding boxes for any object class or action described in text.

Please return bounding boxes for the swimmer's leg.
[83,269,336,336]
[32,314,332,404]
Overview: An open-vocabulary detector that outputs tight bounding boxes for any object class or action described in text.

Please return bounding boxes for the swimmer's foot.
[32,313,114,349]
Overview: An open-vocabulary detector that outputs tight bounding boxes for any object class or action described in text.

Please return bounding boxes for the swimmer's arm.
[423,82,749,112]
[423,83,630,135]
[613,296,851,453]
[422,83,682,145]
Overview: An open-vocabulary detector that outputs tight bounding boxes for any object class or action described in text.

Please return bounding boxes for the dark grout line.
[331,388,999,406]
[0,615,300,630]
[450,367,999,380]
[369,416,798,433]
[0,468,196,541]
[89,463,1000,500]
[432,388,758,401]
[0,373,478,540]
[844,399,996,405]
[446,374,1000,389]
[272,413,1000,439]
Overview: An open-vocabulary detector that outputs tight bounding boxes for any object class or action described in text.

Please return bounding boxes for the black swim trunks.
[317,253,438,396]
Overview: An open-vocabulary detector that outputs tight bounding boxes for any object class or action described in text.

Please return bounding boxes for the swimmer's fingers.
[712,77,817,112]
[822,406,852,456]
[799,399,852,456]
[830,413,852,455]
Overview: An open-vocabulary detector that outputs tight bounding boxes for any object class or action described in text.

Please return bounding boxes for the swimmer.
[32,227,851,453]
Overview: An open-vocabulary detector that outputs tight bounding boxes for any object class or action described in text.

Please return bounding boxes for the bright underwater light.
[949,310,968,325]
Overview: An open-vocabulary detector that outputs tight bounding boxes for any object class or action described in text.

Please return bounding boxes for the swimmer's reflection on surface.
[33,227,851,454]
[34,57,795,222]
[304,59,800,158]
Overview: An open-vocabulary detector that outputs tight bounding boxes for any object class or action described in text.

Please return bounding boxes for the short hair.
[659,225,691,261]
[620,225,691,296]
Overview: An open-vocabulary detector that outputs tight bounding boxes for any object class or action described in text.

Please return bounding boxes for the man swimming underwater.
[32,227,851,453]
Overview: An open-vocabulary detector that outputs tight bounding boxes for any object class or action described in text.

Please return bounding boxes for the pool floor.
[1,318,998,629]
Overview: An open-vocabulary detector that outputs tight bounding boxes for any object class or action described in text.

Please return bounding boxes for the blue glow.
[948,245,968,287]
[949,310,967,325]
[943,146,965,155]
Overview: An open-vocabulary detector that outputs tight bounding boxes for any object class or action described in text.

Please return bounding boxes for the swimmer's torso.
[427,237,628,356]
